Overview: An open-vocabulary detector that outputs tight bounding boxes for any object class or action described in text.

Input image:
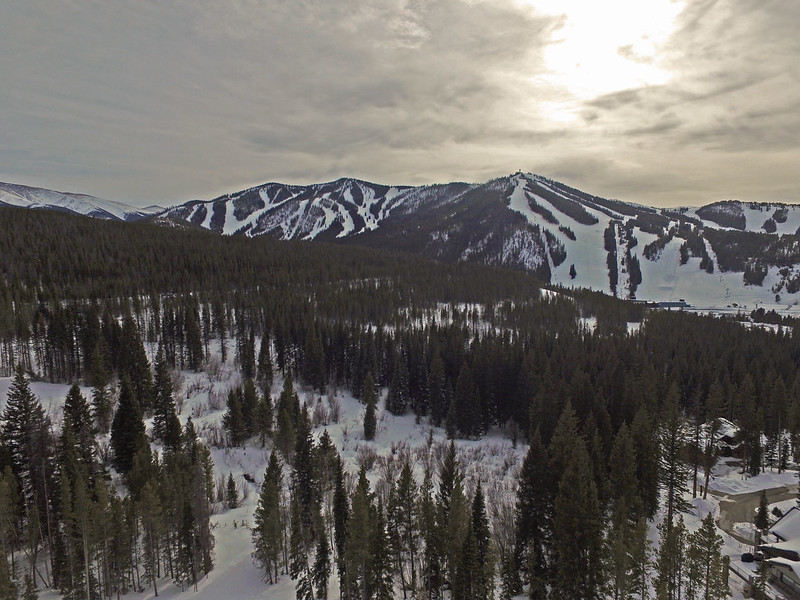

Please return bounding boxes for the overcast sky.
[2,1,799,208]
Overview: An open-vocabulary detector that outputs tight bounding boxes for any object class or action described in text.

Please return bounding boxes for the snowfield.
[0,360,794,600]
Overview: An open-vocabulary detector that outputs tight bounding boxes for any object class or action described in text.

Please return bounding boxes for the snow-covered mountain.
[7,174,800,308]
[162,173,800,309]
[0,181,163,221]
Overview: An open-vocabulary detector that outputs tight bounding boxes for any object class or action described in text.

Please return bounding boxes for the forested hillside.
[0,206,796,599]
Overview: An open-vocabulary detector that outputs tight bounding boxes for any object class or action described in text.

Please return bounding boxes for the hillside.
[158,173,800,309]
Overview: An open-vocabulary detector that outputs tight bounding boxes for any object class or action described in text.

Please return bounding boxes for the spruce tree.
[659,384,691,529]
[363,372,377,441]
[253,451,283,584]
[551,438,604,600]
[225,473,238,509]
[387,353,409,416]
[471,481,492,600]
[110,376,148,476]
[514,429,550,598]
[152,345,182,452]
[222,388,246,447]
[755,489,769,530]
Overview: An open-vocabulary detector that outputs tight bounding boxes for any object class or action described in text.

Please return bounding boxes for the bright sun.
[515,0,685,121]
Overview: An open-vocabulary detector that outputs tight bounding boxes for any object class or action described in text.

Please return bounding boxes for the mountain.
[162,173,800,309]
[0,181,163,221]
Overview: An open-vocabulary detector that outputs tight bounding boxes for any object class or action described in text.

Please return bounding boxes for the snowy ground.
[0,368,795,600]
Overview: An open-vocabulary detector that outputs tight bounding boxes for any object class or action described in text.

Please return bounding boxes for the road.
[712,484,797,546]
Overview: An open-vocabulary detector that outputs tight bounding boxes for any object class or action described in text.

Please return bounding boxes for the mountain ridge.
[7,174,800,308]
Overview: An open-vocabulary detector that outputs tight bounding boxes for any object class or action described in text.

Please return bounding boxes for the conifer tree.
[453,362,481,438]
[655,516,687,600]
[514,429,550,599]
[389,460,418,595]
[428,351,447,427]
[254,393,273,448]
[631,406,660,520]
[362,372,377,442]
[314,527,331,600]
[225,473,238,509]
[688,513,727,600]
[551,438,605,600]
[344,467,372,600]
[1,365,51,509]
[370,500,393,600]
[629,516,653,600]
[387,352,410,416]
[332,459,348,594]
[110,376,148,476]
[222,388,246,447]
[152,345,182,452]
[253,451,283,584]
[257,333,274,390]
[609,422,642,527]
[755,490,769,530]
[471,481,492,600]
[659,384,691,529]
[418,464,443,599]
[118,316,153,413]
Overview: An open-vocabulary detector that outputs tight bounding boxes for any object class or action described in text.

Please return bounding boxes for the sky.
[1,0,799,209]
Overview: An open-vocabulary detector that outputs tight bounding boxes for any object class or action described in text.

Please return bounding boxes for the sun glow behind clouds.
[516,0,685,121]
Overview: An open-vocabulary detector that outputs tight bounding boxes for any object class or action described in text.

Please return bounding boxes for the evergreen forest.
[0,205,794,599]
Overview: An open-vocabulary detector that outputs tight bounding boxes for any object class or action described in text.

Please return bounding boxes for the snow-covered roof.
[767,557,800,580]
[760,539,800,560]
[771,506,800,542]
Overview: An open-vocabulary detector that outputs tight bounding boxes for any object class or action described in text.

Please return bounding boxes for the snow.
[0,358,526,600]
[706,458,797,496]
[0,182,162,221]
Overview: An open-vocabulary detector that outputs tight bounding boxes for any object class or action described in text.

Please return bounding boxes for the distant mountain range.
[0,182,163,222]
[6,175,800,308]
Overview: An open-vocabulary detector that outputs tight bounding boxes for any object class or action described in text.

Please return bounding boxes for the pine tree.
[253,451,283,584]
[471,481,492,600]
[389,460,418,596]
[314,527,331,600]
[755,489,769,530]
[257,334,274,390]
[1,365,51,508]
[688,513,726,600]
[453,362,482,438]
[370,500,393,600]
[110,376,148,476]
[332,459,348,595]
[222,388,246,447]
[659,384,691,529]
[629,516,653,600]
[362,372,377,441]
[514,429,550,599]
[609,422,642,527]
[344,467,372,600]
[254,393,273,448]
[387,353,409,416]
[152,345,182,452]
[225,473,238,509]
[118,316,153,413]
[418,463,443,599]
[551,438,605,600]
[655,516,687,600]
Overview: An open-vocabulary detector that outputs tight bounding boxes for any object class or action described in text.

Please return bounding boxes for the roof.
[767,557,800,580]
[760,539,800,561]
[771,506,800,542]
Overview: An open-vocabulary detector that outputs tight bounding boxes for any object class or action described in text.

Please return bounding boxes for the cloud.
[1,1,800,207]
